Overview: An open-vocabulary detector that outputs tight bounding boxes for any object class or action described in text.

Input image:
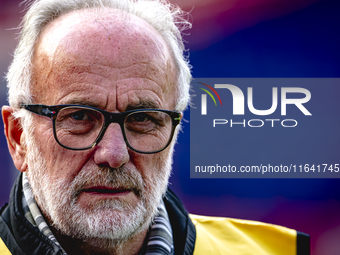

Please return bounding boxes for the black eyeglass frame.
[20,104,182,154]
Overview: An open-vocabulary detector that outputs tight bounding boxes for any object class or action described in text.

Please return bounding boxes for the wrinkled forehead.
[36,8,172,66]
[31,8,177,107]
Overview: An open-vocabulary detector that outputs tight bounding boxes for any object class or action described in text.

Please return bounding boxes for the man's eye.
[130,113,149,122]
[71,111,88,121]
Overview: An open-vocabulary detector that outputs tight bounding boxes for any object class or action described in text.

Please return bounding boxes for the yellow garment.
[0,214,297,255]
[191,214,296,255]
[0,238,11,255]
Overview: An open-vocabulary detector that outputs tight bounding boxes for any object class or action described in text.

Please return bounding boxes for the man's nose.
[93,123,129,168]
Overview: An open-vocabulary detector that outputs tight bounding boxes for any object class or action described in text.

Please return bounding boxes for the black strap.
[297,231,310,255]
[0,211,25,255]
[163,189,196,255]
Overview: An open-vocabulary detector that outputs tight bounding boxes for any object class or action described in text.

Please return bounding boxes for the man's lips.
[76,186,136,206]
[83,186,132,195]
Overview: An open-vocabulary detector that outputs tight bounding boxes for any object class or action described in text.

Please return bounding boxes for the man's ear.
[2,106,27,172]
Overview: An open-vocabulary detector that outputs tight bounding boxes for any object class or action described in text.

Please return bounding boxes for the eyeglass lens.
[55,106,173,152]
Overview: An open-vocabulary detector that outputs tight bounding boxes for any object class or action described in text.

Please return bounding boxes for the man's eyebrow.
[64,99,102,108]
[126,101,160,111]
[63,100,160,111]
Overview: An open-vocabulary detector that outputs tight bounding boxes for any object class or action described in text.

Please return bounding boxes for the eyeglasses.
[20,104,181,154]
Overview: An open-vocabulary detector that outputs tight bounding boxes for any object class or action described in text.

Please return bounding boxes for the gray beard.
[25,135,172,248]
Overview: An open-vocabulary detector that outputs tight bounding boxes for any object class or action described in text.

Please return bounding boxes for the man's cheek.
[136,153,168,181]
[132,153,160,169]
[46,149,92,180]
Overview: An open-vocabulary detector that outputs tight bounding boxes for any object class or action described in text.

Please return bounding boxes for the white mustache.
[69,167,145,200]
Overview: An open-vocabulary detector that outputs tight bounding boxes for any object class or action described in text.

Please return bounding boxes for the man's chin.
[52,199,150,241]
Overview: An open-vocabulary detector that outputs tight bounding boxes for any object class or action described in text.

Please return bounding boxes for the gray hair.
[6,0,192,114]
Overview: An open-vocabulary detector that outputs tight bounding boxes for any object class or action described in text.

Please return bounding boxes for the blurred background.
[1,0,340,254]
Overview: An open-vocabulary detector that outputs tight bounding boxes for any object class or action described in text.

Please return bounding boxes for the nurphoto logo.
[198,83,312,128]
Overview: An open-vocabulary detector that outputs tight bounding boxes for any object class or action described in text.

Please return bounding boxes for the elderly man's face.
[25,9,177,244]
